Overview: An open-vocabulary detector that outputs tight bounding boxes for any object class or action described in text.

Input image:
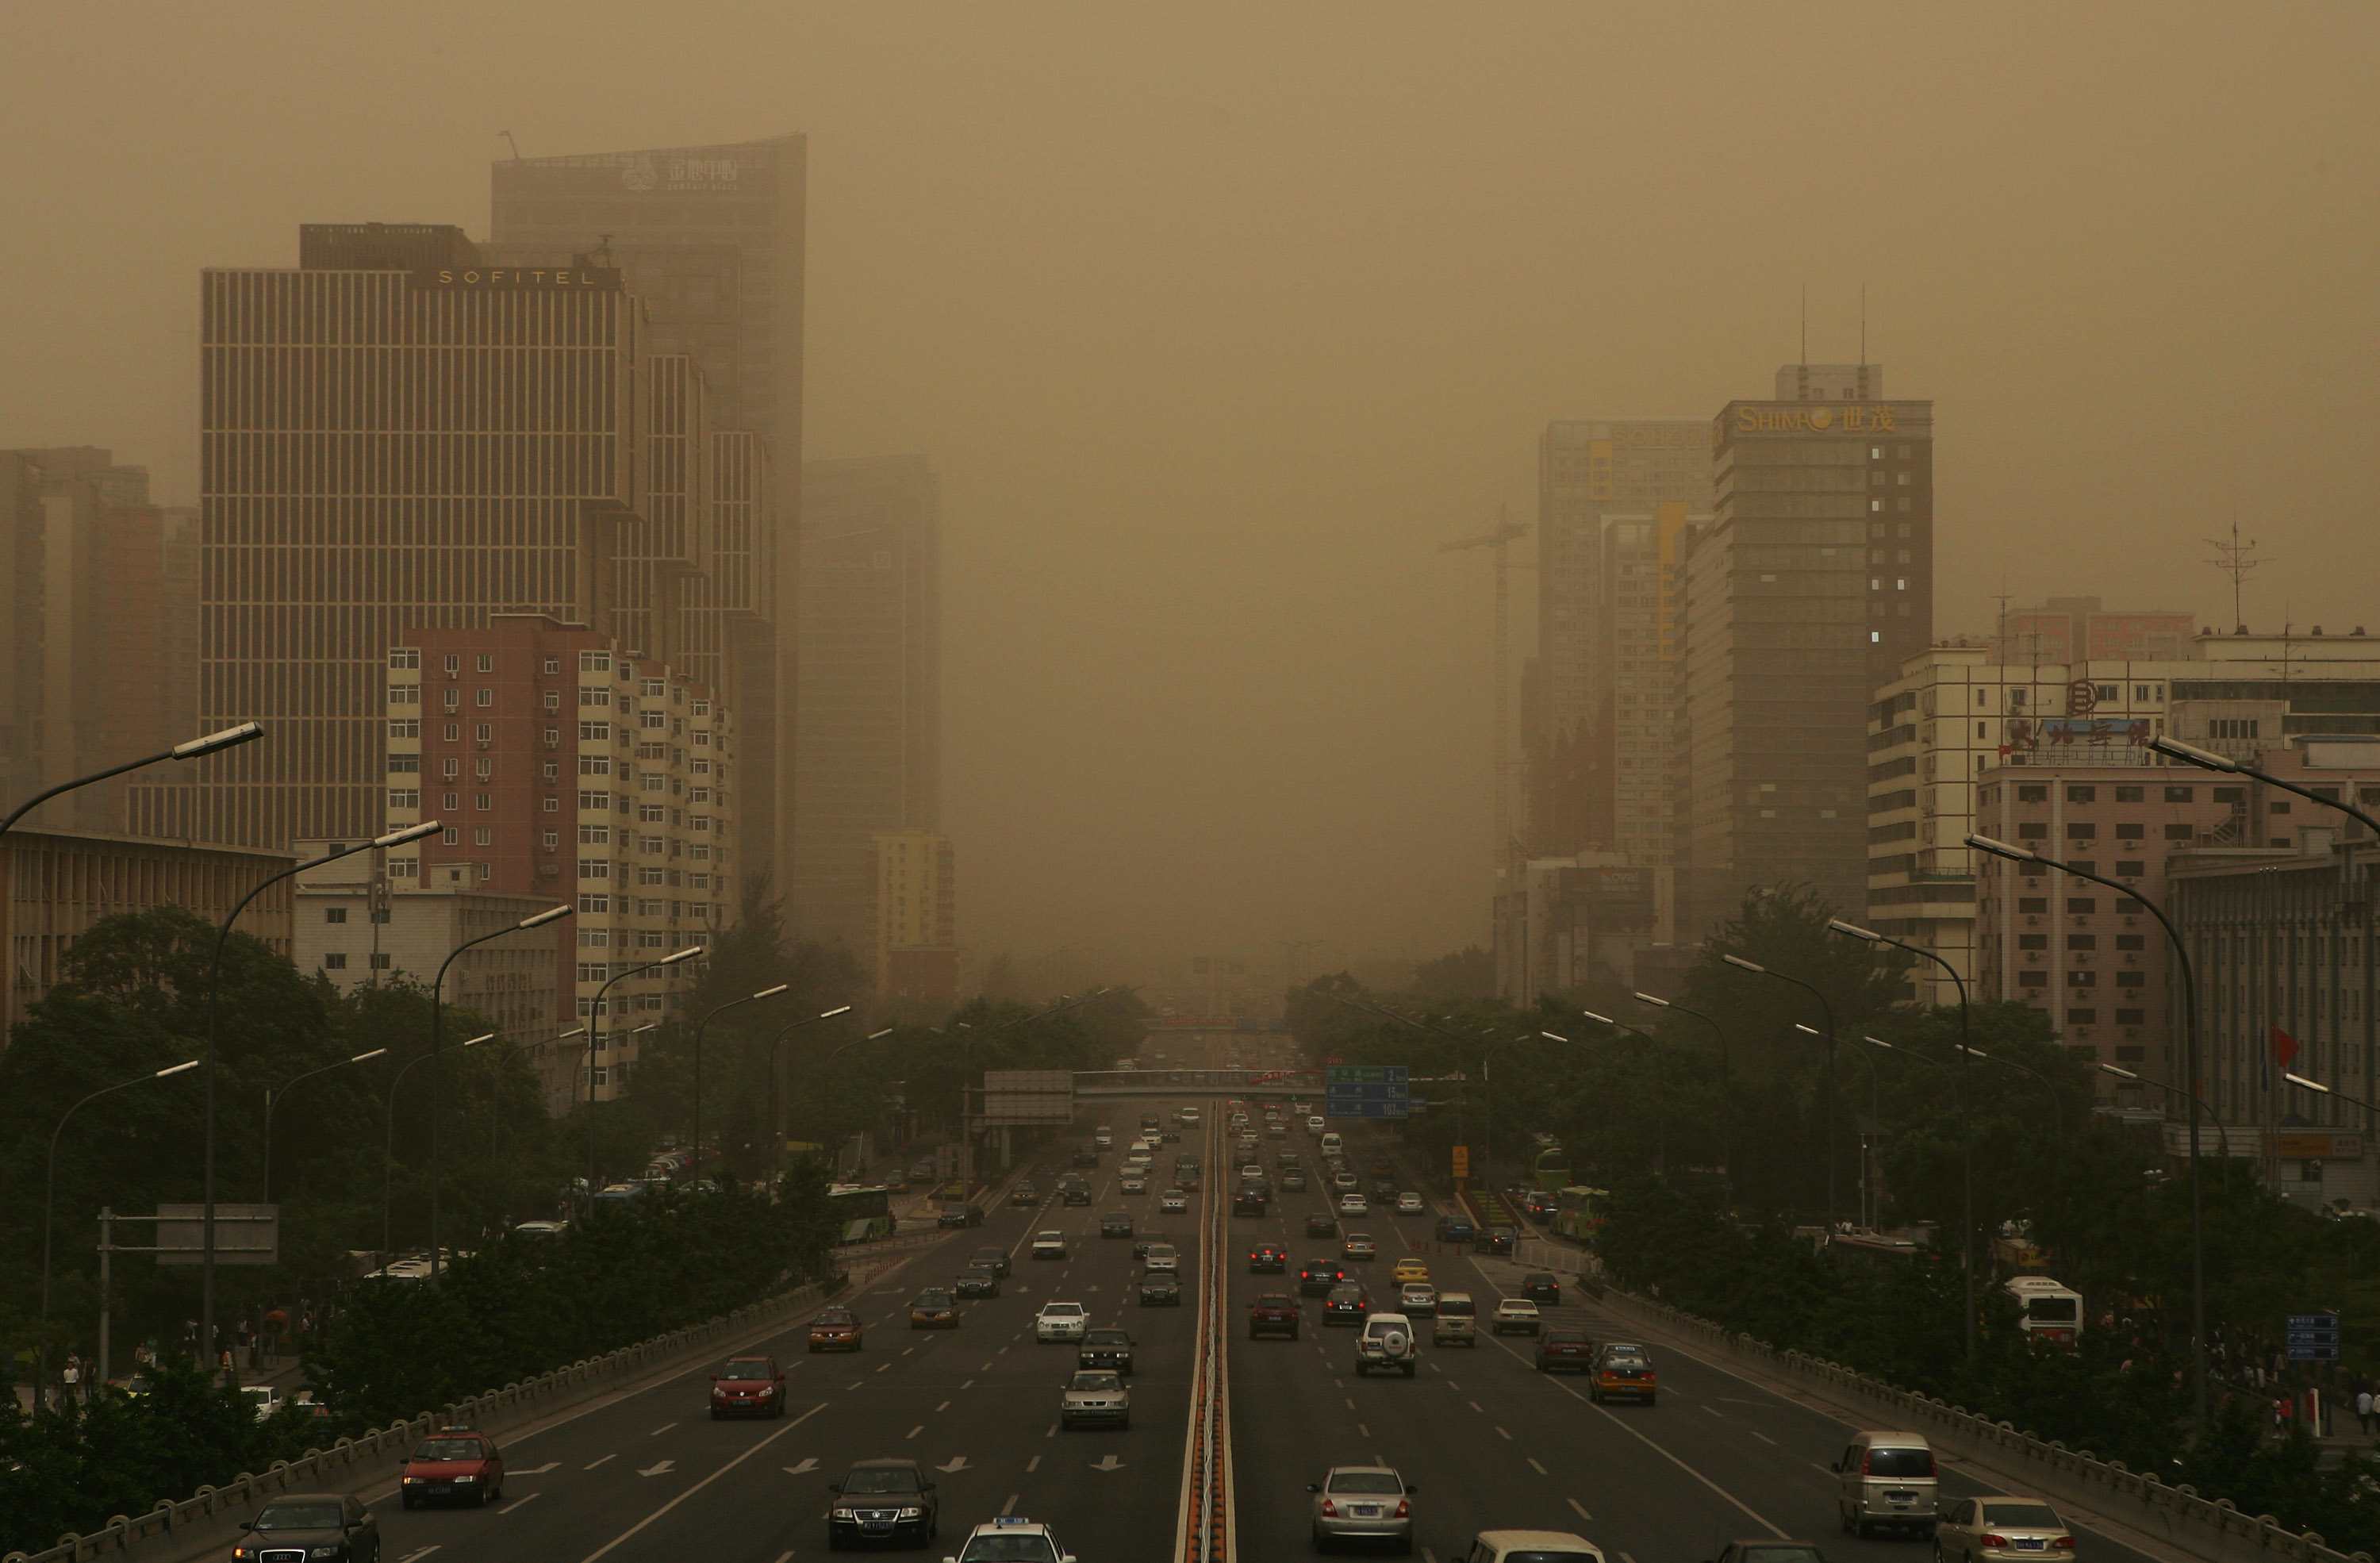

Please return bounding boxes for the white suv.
[1035,1301,1088,1342]
[1355,1312,1420,1377]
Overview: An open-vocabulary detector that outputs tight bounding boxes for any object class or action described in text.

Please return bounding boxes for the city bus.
[1530,1138,1572,1197]
[827,1184,895,1243]
[2003,1276,2082,1345]
[1553,1185,1613,1244]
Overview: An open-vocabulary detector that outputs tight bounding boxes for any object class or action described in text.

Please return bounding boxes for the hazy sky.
[4,4,2375,986]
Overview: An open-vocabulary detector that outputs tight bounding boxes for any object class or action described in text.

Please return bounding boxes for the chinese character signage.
[1325,1064,1409,1119]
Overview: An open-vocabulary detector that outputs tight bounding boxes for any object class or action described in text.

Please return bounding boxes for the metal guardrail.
[1176,1122,1234,1563]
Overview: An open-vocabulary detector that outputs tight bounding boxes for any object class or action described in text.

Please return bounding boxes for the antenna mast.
[2202,519,2271,633]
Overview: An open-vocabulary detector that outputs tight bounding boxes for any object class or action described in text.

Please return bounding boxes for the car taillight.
[1395,1500,1410,1518]
[2053,1540,2075,1551]
[1320,1500,1338,1517]
[1982,1537,2009,1550]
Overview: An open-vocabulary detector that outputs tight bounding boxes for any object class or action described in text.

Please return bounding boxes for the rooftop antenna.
[499,131,524,162]
[2202,517,2269,634]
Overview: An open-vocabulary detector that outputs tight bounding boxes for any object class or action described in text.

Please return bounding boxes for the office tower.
[375,614,736,1100]
[795,457,942,957]
[0,447,201,831]
[1676,365,1933,938]
[1529,421,1709,856]
[490,136,806,891]
[873,828,955,1009]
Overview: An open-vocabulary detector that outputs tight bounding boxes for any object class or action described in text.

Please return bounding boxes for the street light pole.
[822,1028,896,1173]
[1796,1023,1879,1229]
[40,1058,199,1395]
[1967,1046,2063,1136]
[689,983,788,1188]
[1583,1013,1672,1179]
[769,1005,855,1167]
[262,1047,389,1202]
[1829,917,1976,1362]
[1634,993,1732,1204]
[0,720,262,840]
[1971,831,2208,1423]
[583,948,703,1196]
[381,1035,487,1270]
[428,903,570,1280]
[2104,1063,2236,1166]
[1723,953,1841,1227]
[202,818,439,1372]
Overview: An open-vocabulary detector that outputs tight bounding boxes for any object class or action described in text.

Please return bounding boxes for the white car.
[1399,1283,1438,1317]
[1119,1172,1147,1194]
[1180,1108,1201,1124]
[1395,1192,1426,1215]
[1035,1300,1088,1342]
[1160,1189,1189,1212]
[1338,1192,1369,1216]
[949,1516,1078,1563]
[1060,1369,1130,1429]
[241,1384,281,1421]
[1307,1115,1326,1133]
[1143,1242,1180,1273]
[1031,1230,1068,1261]
[1491,1298,1543,1335]
[1342,1233,1376,1261]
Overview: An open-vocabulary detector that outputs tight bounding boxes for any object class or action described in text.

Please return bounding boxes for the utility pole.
[2202,520,2271,634]
[1441,506,1530,872]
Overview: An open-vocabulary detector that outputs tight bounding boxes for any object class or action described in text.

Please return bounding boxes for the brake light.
[2053,1540,2075,1551]
[1320,1500,1338,1517]
[1394,1500,1410,1518]
[1982,1537,2009,1550]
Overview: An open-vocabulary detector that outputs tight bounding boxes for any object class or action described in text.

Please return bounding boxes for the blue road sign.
[1325,1064,1410,1120]
[2286,1313,2340,1361]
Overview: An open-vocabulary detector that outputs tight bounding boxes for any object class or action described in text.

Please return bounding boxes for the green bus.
[1553,1185,1612,1244]
[1530,1139,1572,1196]
[827,1184,895,1243]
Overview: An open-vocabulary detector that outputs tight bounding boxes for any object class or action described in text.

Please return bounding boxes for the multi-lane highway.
[344,1030,2177,1563]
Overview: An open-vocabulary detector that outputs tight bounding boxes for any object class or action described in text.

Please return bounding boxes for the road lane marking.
[649,1422,677,1435]
[847,1380,863,1390]
[785,1458,818,1476]
[497,1492,543,1515]
[638,1459,675,1477]
[1528,1457,1547,1475]
[904,1346,916,1355]
[1570,1498,1594,1522]
[397,1550,439,1563]
[1469,1400,1484,1413]
[1002,1492,1020,1515]
[1357,1423,1370,1437]
[513,1462,559,1475]
[575,1402,828,1563]
[962,1379,974,1389]
[584,1454,615,1470]
[935,1400,950,1412]
[1751,1429,1777,1445]
[1027,1454,1043,1471]
[1496,1426,1512,1440]
[1345,1397,1356,1409]
[774,1553,793,1563]
[1046,1423,1058,1438]
[1701,1404,1724,1418]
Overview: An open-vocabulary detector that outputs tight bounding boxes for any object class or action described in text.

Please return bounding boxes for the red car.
[710,1354,786,1418]
[400,1427,505,1507]
[1249,1242,1288,1273]
[1249,1293,1302,1339]
[1535,1329,1594,1373]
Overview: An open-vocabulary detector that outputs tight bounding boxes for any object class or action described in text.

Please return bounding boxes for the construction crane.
[1440,506,1530,877]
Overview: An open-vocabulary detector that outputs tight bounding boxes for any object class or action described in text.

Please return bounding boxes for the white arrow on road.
[936,1456,970,1474]
[1090,1455,1126,1473]
[639,1460,676,1477]
[512,1462,559,1476]
[784,1458,819,1477]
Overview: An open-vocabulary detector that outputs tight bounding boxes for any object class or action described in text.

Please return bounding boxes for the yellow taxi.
[1391,1258,1431,1286]
[909,1288,960,1329]
[807,1307,863,1352]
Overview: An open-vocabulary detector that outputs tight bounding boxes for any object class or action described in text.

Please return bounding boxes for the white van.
[1320,1131,1344,1157]
[1432,1292,1477,1346]
[1833,1431,1938,1537]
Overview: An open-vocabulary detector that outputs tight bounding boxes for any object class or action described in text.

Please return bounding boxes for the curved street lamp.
[689,983,789,1186]
[261,1046,389,1203]
[380,1033,489,1272]
[1,721,262,840]
[1582,1012,1671,1179]
[1969,829,2208,1423]
[583,949,702,1194]
[769,1005,855,1159]
[1795,1022,1880,1229]
[40,1058,199,1396]
[1722,953,1842,1225]
[2152,735,2380,836]
[1634,992,1733,1205]
[202,818,440,1369]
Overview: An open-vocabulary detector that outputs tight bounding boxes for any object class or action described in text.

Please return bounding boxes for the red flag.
[2270,1023,2301,1070]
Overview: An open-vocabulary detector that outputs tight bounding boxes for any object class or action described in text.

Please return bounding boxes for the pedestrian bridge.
[1069,1067,1322,1099]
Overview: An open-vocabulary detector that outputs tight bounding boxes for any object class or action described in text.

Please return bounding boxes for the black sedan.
[1520,1271,1562,1304]
[1298,1259,1345,1297]
[969,1245,1011,1278]
[1077,1327,1135,1375]
[1305,1212,1338,1238]
[1139,1273,1183,1306]
[954,1266,1002,1299]
[1101,1212,1134,1238]
[237,1495,378,1563]
[1322,1283,1372,1325]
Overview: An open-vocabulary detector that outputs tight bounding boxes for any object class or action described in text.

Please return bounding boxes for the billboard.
[979,1070,1074,1124]
[152,1204,278,1266]
[1325,1064,1409,1120]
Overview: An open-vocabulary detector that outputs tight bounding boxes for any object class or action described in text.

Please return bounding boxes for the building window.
[390,648,421,670]
[2115,860,2145,877]
[388,788,420,809]
[389,756,421,775]
[2114,1008,2145,1026]
[475,688,493,708]
[2018,933,2048,950]
[324,906,348,924]
[2116,970,2147,989]
[578,894,609,913]
[542,829,560,850]
[580,824,611,844]
[580,722,611,741]
[369,953,392,970]
[442,828,460,845]
[2066,1008,2098,1025]
[2017,822,2048,839]
[579,756,611,776]
[2067,897,2097,914]
[475,723,493,743]
[474,793,492,812]
[580,789,612,809]
[323,953,348,970]
[2017,970,2049,988]
[2067,934,2096,950]
[543,690,562,712]
[2066,970,2098,987]
[580,687,612,707]
[579,859,610,880]
[580,651,611,673]
[2066,822,2096,839]
[2018,785,2048,803]
[443,724,460,743]
[441,790,459,811]
[473,827,493,847]
[542,794,559,812]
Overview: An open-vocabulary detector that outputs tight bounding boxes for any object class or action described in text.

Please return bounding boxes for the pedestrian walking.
[62,1355,82,1404]
[2358,1385,2374,1437]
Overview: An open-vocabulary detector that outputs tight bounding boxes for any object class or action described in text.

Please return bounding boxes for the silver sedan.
[1308,1464,1415,1553]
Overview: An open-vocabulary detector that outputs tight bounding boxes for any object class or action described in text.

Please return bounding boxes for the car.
[1234,1189,1270,1216]
[971,1245,1012,1278]
[1101,1211,1135,1238]
[1475,1228,1515,1257]
[1306,1211,1338,1238]
[1160,1188,1190,1212]
[1434,1215,1476,1243]
[1342,1233,1377,1262]
[938,1201,983,1229]
[1161,1127,1181,1142]
[1061,1369,1130,1428]
[1355,1311,1420,1377]
[710,1354,787,1417]
[1032,1231,1069,1261]
[1077,1327,1136,1375]
[955,1265,1003,1299]
[1591,1342,1656,1403]
[1139,1273,1183,1306]
[1432,1292,1477,1346]
[1269,1121,1288,1139]
[1936,1496,2075,1562]
[1072,1145,1100,1168]
[1338,1193,1369,1216]
[1009,1181,1039,1207]
[1390,1258,1430,1285]
[1035,1300,1088,1342]
[1491,1298,1543,1336]
[1249,1242,1288,1273]
[1832,1431,1938,1537]
[1370,1179,1399,1204]
[1299,1258,1347,1296]
[1132,1233,1167,1261]
[1119,1172,1147,1194]
[1140,1241,1178,1274]
[399,1427,505,1507]
[1397,1283,1438,1318]
[233,1495,378,1563]
[1520,1271,1561,1304]
[241,1383,281,1421]
[1535,1328,1594,1373]
[808,1307,863,1352]
[826,1457,939,1549]
[1308,1465,1417,1553]
[1322,1282,1372,1325]
[910,1288,960,1329]
[946,1515,1079,1563]
[1180,1107,1200,1124]
[1061,1184,1092,1207]
[1462,1530,1603,1563]
[1334,1173,1361,1194]
[1249,1292,1302,1339]
[1395,1192,1425,1215]
[1307,1114,1326,1132]
[910,1160,938,1181]
[1280,1169,1309,1192]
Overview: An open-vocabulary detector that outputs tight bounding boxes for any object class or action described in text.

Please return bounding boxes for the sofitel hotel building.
[129,222,778,1076]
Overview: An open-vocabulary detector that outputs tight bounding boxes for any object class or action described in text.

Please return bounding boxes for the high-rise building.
[132,225,767,862]
[1529,421,1709,857]
[0,449,202,832]
[795,457,942,957]
[873,828,955,1009]
[1676,365,1933,938]
[489,136,806,893]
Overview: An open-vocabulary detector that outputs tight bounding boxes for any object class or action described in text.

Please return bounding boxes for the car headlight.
[896,1507,923,1519]
[402,1477,422,1484]
[311,1548,343,1558]
[834,1507,858,1521]
[455,1474,478,1483]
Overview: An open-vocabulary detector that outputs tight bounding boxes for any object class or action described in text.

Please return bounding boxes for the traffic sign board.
[1324,1064,1409,1120]
[1451,1145,1470,1179]
[2286,1312,2340,1361]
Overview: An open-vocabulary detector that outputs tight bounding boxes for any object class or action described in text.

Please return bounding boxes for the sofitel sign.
[1733,404,1899,434]
[409,267,623,290]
